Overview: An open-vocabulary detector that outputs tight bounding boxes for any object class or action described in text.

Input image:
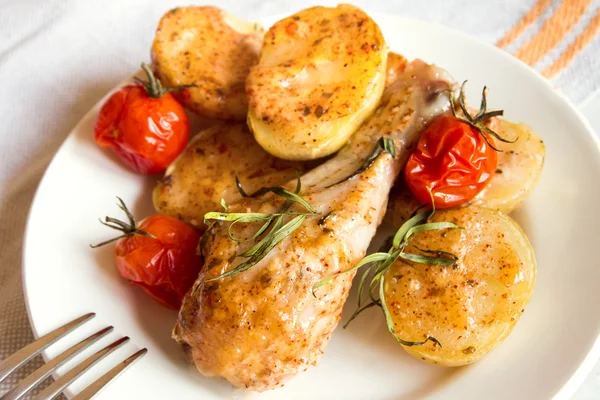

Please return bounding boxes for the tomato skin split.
[405,115,497,208]
[94,83,190,175]
[114,214,202,310]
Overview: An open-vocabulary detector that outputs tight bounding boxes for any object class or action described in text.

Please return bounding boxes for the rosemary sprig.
[235,173,315,213]
[326,137,395,188]
[448,81,516,152]
[203,175,319,282]
[313,207,462,347]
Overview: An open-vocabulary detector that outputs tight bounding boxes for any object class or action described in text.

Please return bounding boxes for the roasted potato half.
[384,207,536,366]
[153,122,308,227]
[246,4,388,160]
[152,6,263,120]
[388,119,545,225]
[471,119,545,213]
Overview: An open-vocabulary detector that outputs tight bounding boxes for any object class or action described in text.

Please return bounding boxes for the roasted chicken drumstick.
[173,60,453,391]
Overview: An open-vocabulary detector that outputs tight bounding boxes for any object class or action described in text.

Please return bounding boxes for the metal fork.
[0,313,147,400]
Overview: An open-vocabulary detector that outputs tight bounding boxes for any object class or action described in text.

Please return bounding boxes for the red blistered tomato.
[93,198,202,309]
[94,63,191,174]
[404,115,497,208]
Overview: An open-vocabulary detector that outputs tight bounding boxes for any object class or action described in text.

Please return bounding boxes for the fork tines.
[0,313,147,400]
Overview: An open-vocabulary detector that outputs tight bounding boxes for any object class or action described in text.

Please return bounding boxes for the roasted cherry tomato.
[94,63,191,174]
[93,198,202,309]
[405,115,498,208]
[404,83,510,208]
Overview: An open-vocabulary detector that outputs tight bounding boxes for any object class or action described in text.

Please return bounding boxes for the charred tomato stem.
[135,63,195,99]
[447,81,516,152]
[90,197,156,248]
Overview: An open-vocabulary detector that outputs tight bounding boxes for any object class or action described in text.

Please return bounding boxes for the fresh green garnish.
[326,137,395,188]
[313,206,462,347]
[203,175,319,282]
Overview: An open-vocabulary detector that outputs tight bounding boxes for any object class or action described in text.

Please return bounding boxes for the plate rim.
[21,11,600,400]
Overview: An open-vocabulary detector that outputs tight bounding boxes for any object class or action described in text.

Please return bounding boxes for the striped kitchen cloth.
[497,0,600,103]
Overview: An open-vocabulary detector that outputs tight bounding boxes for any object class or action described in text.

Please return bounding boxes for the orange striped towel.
[496,0,600,102]
[388,0,599,103]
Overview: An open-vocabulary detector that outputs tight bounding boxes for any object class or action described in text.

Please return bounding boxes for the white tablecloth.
[1,0,599,398]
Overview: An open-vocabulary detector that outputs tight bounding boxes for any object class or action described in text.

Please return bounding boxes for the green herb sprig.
[203,175,319,282]
[448,81,516,152]
[313,207,462,347]
[326,137,395,188]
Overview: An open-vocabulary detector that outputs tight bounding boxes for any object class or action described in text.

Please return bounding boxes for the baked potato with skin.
[152,6,263,120]
[384,207,536,366]
[246,4,388,160]
[388,119,545,225]
[153,122,309,227]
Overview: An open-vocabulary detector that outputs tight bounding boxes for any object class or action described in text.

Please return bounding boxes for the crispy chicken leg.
[173,60,453,391]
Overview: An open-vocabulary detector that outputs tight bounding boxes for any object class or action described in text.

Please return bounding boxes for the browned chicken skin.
[173,61,453,391]
[385,52,408,88]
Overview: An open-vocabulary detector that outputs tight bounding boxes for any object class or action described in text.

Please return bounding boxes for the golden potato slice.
[152,6,263,120]
[387,119,546,224]
[246,4,388,160]
[384,207,536,366]
[471,120,545,213]
[385,52,408,88]
[153,122,308,227]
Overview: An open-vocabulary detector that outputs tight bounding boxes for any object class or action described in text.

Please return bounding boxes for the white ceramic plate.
[23,12,600,400]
